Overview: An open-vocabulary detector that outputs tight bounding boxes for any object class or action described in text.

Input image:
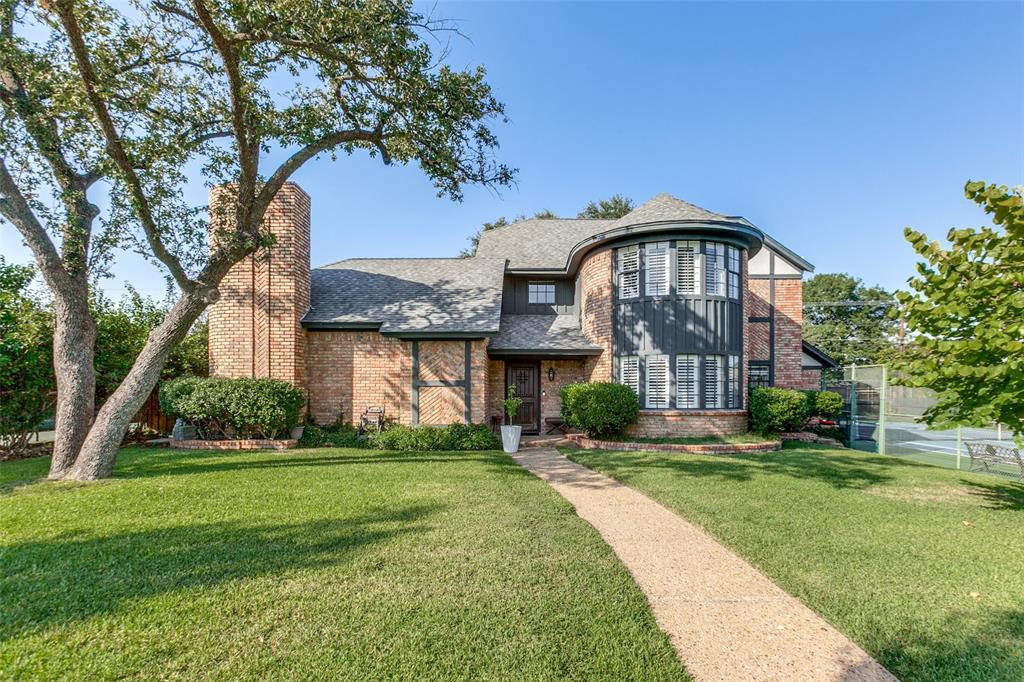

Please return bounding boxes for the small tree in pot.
[501,385,524,453]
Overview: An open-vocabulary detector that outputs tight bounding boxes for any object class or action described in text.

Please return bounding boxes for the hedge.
[560,382,639,437]
[749,387,808,435]
[367,423,500,451]
[160,377,305,440]
[805,390,844,419]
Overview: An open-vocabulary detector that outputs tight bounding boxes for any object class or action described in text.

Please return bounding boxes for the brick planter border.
[567,433,781,454]
[170,438,297,451]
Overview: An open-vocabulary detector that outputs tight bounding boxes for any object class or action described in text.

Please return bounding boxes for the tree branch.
[54,0,194,290]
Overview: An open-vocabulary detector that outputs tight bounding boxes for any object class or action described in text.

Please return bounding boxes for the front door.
[506,362,540,434]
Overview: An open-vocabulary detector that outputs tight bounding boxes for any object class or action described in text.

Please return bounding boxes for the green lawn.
[567,442,1024,682]
[1,447,686,681]
[600,433,769,445]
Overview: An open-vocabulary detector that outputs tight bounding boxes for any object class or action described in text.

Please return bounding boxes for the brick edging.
[779,432,844,447]
[169,439,297,451]
[567,434,781,454]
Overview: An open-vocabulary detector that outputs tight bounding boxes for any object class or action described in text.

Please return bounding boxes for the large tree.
[0,0,512,480]
[803,273,897,367]
[897,181,1024,442]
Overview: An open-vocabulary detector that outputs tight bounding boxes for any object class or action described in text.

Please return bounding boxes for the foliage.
[503,384,523,422]
[0,258,54,454]
[576,194,635,220]
[803,273,898,368]
[160,377,304,440]
[897,181,1024,442]
[749,387,808,434]
[804,424,847,445]
[804,390,843,419]
[560,382,639,437]
[367,423,500,451]
[299,423,363,449]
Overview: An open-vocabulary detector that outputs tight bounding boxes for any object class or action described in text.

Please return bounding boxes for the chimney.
[207,182,311,389]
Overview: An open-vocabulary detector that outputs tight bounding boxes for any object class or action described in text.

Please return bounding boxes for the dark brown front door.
[506,362,540,434]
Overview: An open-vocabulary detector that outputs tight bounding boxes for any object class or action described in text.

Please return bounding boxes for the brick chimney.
[207,182,311,389]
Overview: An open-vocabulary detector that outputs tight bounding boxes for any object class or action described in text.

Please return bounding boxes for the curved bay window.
[613,239,744,410]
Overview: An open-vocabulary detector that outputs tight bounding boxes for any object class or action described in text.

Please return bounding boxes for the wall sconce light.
[547,367,556,382]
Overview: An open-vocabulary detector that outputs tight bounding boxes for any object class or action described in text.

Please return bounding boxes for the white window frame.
[676,354,699,409]
[727,354,740,408]
[727,246,741,300]
[676,240,701,295]
[618,356,639,396]
[705,242,727,296]
[645,355,670,409]
[644,241,670,297]
[704,354,725,408]
[617,245,640,299]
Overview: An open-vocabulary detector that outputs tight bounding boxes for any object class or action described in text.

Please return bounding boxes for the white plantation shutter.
[676,241,701,295]
[727,355,740,408]
[618,245,640,299]
[705,355,725,408]
[645,242,670,296]
[619,356,639,395]
[646,355,669,409]
[676,354,699,408]
[705,242,726,296]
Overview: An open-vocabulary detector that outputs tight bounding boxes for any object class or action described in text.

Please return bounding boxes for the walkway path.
[512,448,897,682]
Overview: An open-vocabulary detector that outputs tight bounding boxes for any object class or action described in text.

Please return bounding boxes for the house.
[208,185,836,436]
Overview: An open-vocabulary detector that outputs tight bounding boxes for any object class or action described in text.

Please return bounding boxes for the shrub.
[299,424,363,448]
[367,423,500,451]
[560,382,639,437]
[160,377,305,439]
[805,390,843,419]
[806,424,848,446]
[749,387,808,435]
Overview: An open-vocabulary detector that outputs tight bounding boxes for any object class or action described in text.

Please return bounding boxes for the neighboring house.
[208,185,836,436]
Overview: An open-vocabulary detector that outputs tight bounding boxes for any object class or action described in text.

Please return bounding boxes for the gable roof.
[474,218,616,271]
[608,193,729,229]
[488,315,603,355]
[303,257,506,335]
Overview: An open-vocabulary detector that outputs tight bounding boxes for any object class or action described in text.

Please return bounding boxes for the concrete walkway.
[512,448,898,682]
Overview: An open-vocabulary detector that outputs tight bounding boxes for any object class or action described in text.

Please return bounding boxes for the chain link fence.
[826,364,1020,478]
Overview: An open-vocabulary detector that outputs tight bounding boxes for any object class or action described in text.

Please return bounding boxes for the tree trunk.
[62,289,214,481]
[47,293,97,479]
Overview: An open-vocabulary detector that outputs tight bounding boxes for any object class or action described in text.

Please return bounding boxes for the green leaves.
[897,181,1024,441]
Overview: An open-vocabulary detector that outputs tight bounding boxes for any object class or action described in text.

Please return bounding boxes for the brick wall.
[470,340,490,424]
[626,410,748,438]
[773,279,804,389]
[800,368,823,391]
[305,331,413,426]
[540,359,587,423]
[579,248,612,382]
[488,359,505,422]
[208,183,311,388]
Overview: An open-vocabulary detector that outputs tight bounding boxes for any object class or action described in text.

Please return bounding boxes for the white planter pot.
[501,425,522,453]
[290,426,305,440]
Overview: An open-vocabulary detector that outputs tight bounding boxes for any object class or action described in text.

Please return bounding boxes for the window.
[727,354,740,408]
[645,242,670,296]
[528,282,556,305]
[676,354,699,408]
[676,240,701,295]
[727,246,741,300]
[705,242,726,296]
[618,356,639,396]
[645,355,670,409]
[617,245,640,299]
[704,355,725,408]
[749,363,771,391]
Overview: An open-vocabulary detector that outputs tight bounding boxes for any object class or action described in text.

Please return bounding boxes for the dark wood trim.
[504,361,541,434]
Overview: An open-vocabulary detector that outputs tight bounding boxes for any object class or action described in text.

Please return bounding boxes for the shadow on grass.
[0,503,440,643]
[961,478,1024,511]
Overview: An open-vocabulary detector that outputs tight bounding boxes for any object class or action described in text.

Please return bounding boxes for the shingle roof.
[474,218,615,270]
[488,315,603,354]
[608,193,729,229]
[303,257,506,334]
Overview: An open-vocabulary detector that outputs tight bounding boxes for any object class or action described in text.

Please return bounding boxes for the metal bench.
[358,406,386,435]
[544,417,568,435]
[966,441,1024,480]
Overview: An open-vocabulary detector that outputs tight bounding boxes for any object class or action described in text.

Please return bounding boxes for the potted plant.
[501,385,523,453]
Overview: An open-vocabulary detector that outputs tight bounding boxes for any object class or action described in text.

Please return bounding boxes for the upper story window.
[644,242,670,296]
[528,282,556,304]
[704,242,741,299]
[617,245,640,299]
[727,246,741,299]
[677,241,701,294]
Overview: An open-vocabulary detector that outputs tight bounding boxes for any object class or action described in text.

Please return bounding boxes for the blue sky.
[2,0,1022,297]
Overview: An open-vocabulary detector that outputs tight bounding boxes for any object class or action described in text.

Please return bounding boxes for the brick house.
[209,186,835,436]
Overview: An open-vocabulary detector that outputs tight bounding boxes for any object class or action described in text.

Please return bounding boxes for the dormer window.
[528,282,555,304]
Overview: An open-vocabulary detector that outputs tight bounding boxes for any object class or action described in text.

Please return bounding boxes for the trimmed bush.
[299,424,363,448]
[368,423,500,451]
[749,387,808,435]
[560,382,639,437]
[805,390,843,419]
[160,377,304,440]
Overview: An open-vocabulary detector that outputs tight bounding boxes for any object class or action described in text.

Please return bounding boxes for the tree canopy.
[896,181,1024,441]
[802,273,898,367]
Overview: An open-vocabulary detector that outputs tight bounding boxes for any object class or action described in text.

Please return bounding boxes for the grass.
[599,432,770,445]
[566,442,1024,682]
[1,447,686,681]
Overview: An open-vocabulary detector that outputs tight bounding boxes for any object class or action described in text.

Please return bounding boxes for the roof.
[488,315,603,355]
[303,257,506,335]
[802,340,839,369]
[608,193,730,229]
